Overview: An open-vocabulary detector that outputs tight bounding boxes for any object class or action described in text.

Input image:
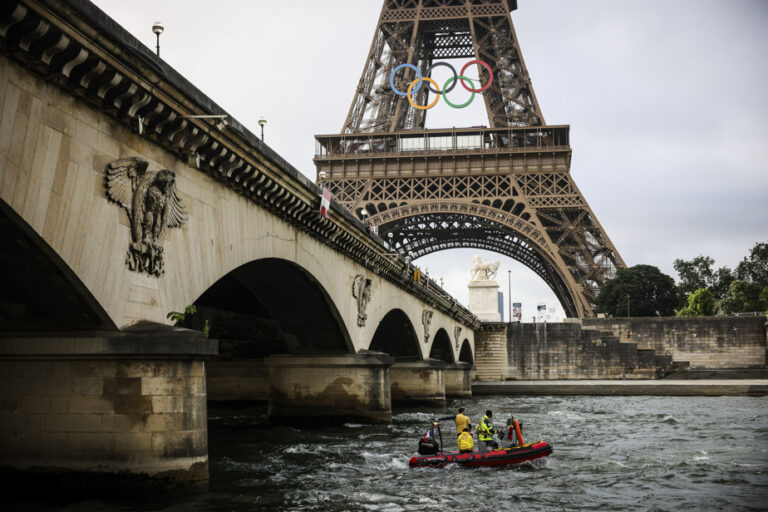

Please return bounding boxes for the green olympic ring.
[441,76,475,109]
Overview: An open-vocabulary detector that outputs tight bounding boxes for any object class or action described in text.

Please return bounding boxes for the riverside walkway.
[473,380,768,397]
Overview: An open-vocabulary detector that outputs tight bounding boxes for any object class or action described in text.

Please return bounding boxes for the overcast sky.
[92,0,768,320]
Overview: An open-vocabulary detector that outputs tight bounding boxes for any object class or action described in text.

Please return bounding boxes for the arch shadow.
[369,308,422,361]
[181,258,352,357]
[428,328,455,363]
[459,339,474,364]
[0,199,116,333]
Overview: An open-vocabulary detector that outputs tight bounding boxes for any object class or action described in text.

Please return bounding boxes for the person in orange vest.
[457,426,474,453]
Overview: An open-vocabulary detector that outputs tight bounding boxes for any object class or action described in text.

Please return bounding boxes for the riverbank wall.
[496,316,766,381]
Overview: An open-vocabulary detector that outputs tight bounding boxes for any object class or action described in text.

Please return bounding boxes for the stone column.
[266,352,394,425]
[444,362,473,397]
[473,323,509,381]
[468,280,501,322]
[0,323,217,494]
[390,359,446,407]
[207,359,268,403]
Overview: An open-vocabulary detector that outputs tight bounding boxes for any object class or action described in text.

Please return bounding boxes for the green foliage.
[166,304,198,323]
[673,255,733,302]
[715,280,768,314]
[735,242,768,287]
[597,264,678,317]
[676,288,715,317]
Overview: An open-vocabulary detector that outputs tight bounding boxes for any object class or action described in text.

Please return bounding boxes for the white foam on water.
[344,422,363,428]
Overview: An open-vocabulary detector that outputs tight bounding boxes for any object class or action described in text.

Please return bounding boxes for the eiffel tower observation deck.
[314,0,625,318]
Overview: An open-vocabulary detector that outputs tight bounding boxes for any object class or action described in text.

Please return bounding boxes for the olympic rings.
[407,78,441,110]
[389,60,493,110]
[441,76,475,109]
[390,63,422,96]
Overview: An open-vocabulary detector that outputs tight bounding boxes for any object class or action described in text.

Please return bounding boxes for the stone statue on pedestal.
[470,254,500,281]
[468,254,502,322]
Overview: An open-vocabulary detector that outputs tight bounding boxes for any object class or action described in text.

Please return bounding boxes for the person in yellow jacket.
[477,410,498,450]
[457,426,473,453]
[438,407,471,434]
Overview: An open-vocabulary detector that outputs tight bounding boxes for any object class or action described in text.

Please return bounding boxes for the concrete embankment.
[472,380,768,397]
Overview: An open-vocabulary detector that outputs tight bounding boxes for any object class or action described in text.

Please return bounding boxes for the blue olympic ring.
[390,63,422,96]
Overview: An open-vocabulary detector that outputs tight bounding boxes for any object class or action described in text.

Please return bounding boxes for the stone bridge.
[0,0,481,490]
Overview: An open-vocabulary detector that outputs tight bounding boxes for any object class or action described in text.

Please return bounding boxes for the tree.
[716,280,768,314]
[735,242,768,286]
[597,265,678,317]
[676,288,715,317]
[673,255,733,302]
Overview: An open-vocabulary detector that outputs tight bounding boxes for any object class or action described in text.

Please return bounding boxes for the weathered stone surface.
[0,336,211,486]
[267,353,395,424]
[390,359,446,406]
[207,360,269,402]
[444,362,472,398]
[582,317,766,370]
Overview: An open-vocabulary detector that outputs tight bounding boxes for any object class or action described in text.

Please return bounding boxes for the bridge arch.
[428,328,455,363]
[369,308,422,360]
[368,202,583,317]
[459,339,474,364]
[179,258,353,356]
[0,200,116,332]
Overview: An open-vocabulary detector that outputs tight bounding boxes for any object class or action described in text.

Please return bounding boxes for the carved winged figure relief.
[105,157,187,276]
[352,274,373,327]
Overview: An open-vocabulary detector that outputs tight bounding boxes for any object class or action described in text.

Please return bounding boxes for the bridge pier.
[207,360,269,403]
[266,353,394,425]
[390,359,447,407]
[444,362,473,398]
[0,324,216,495]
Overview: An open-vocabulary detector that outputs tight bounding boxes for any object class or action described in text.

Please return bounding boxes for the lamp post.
[507,269,511,323]
[258,117,267,141]
[152,22,164,57]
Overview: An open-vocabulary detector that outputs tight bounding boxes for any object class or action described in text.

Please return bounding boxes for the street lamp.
[152,22,164,57]
[508,269,511,323]
[258,117,267,141]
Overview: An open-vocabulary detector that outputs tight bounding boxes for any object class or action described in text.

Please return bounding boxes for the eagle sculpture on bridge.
[105,157,187,276]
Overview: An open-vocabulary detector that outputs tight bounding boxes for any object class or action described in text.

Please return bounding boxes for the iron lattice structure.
[315,0,625,317]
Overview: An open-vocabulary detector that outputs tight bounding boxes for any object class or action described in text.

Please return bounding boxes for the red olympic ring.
[460,60,494,93]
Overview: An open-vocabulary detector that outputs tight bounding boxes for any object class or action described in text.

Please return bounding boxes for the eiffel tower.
[314,0,625,317]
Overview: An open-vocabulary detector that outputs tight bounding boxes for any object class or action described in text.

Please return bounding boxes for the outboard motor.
[418,438,440,455]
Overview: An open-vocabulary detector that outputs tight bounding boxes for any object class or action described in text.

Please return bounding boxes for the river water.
[15,395,768,511]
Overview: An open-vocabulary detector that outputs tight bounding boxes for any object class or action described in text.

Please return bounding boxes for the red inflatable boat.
[409,441,553,468]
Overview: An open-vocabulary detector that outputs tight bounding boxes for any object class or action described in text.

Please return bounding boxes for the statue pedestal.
[468,280,501,322]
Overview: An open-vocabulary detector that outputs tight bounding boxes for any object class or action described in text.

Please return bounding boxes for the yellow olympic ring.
[406,78,440,110]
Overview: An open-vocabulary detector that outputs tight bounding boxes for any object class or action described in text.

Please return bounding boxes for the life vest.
[478,415,494,441]
[458,431,473,451]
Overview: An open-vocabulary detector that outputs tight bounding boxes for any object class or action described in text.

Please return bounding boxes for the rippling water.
[16,396,768,511]
[201,395,768,512]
